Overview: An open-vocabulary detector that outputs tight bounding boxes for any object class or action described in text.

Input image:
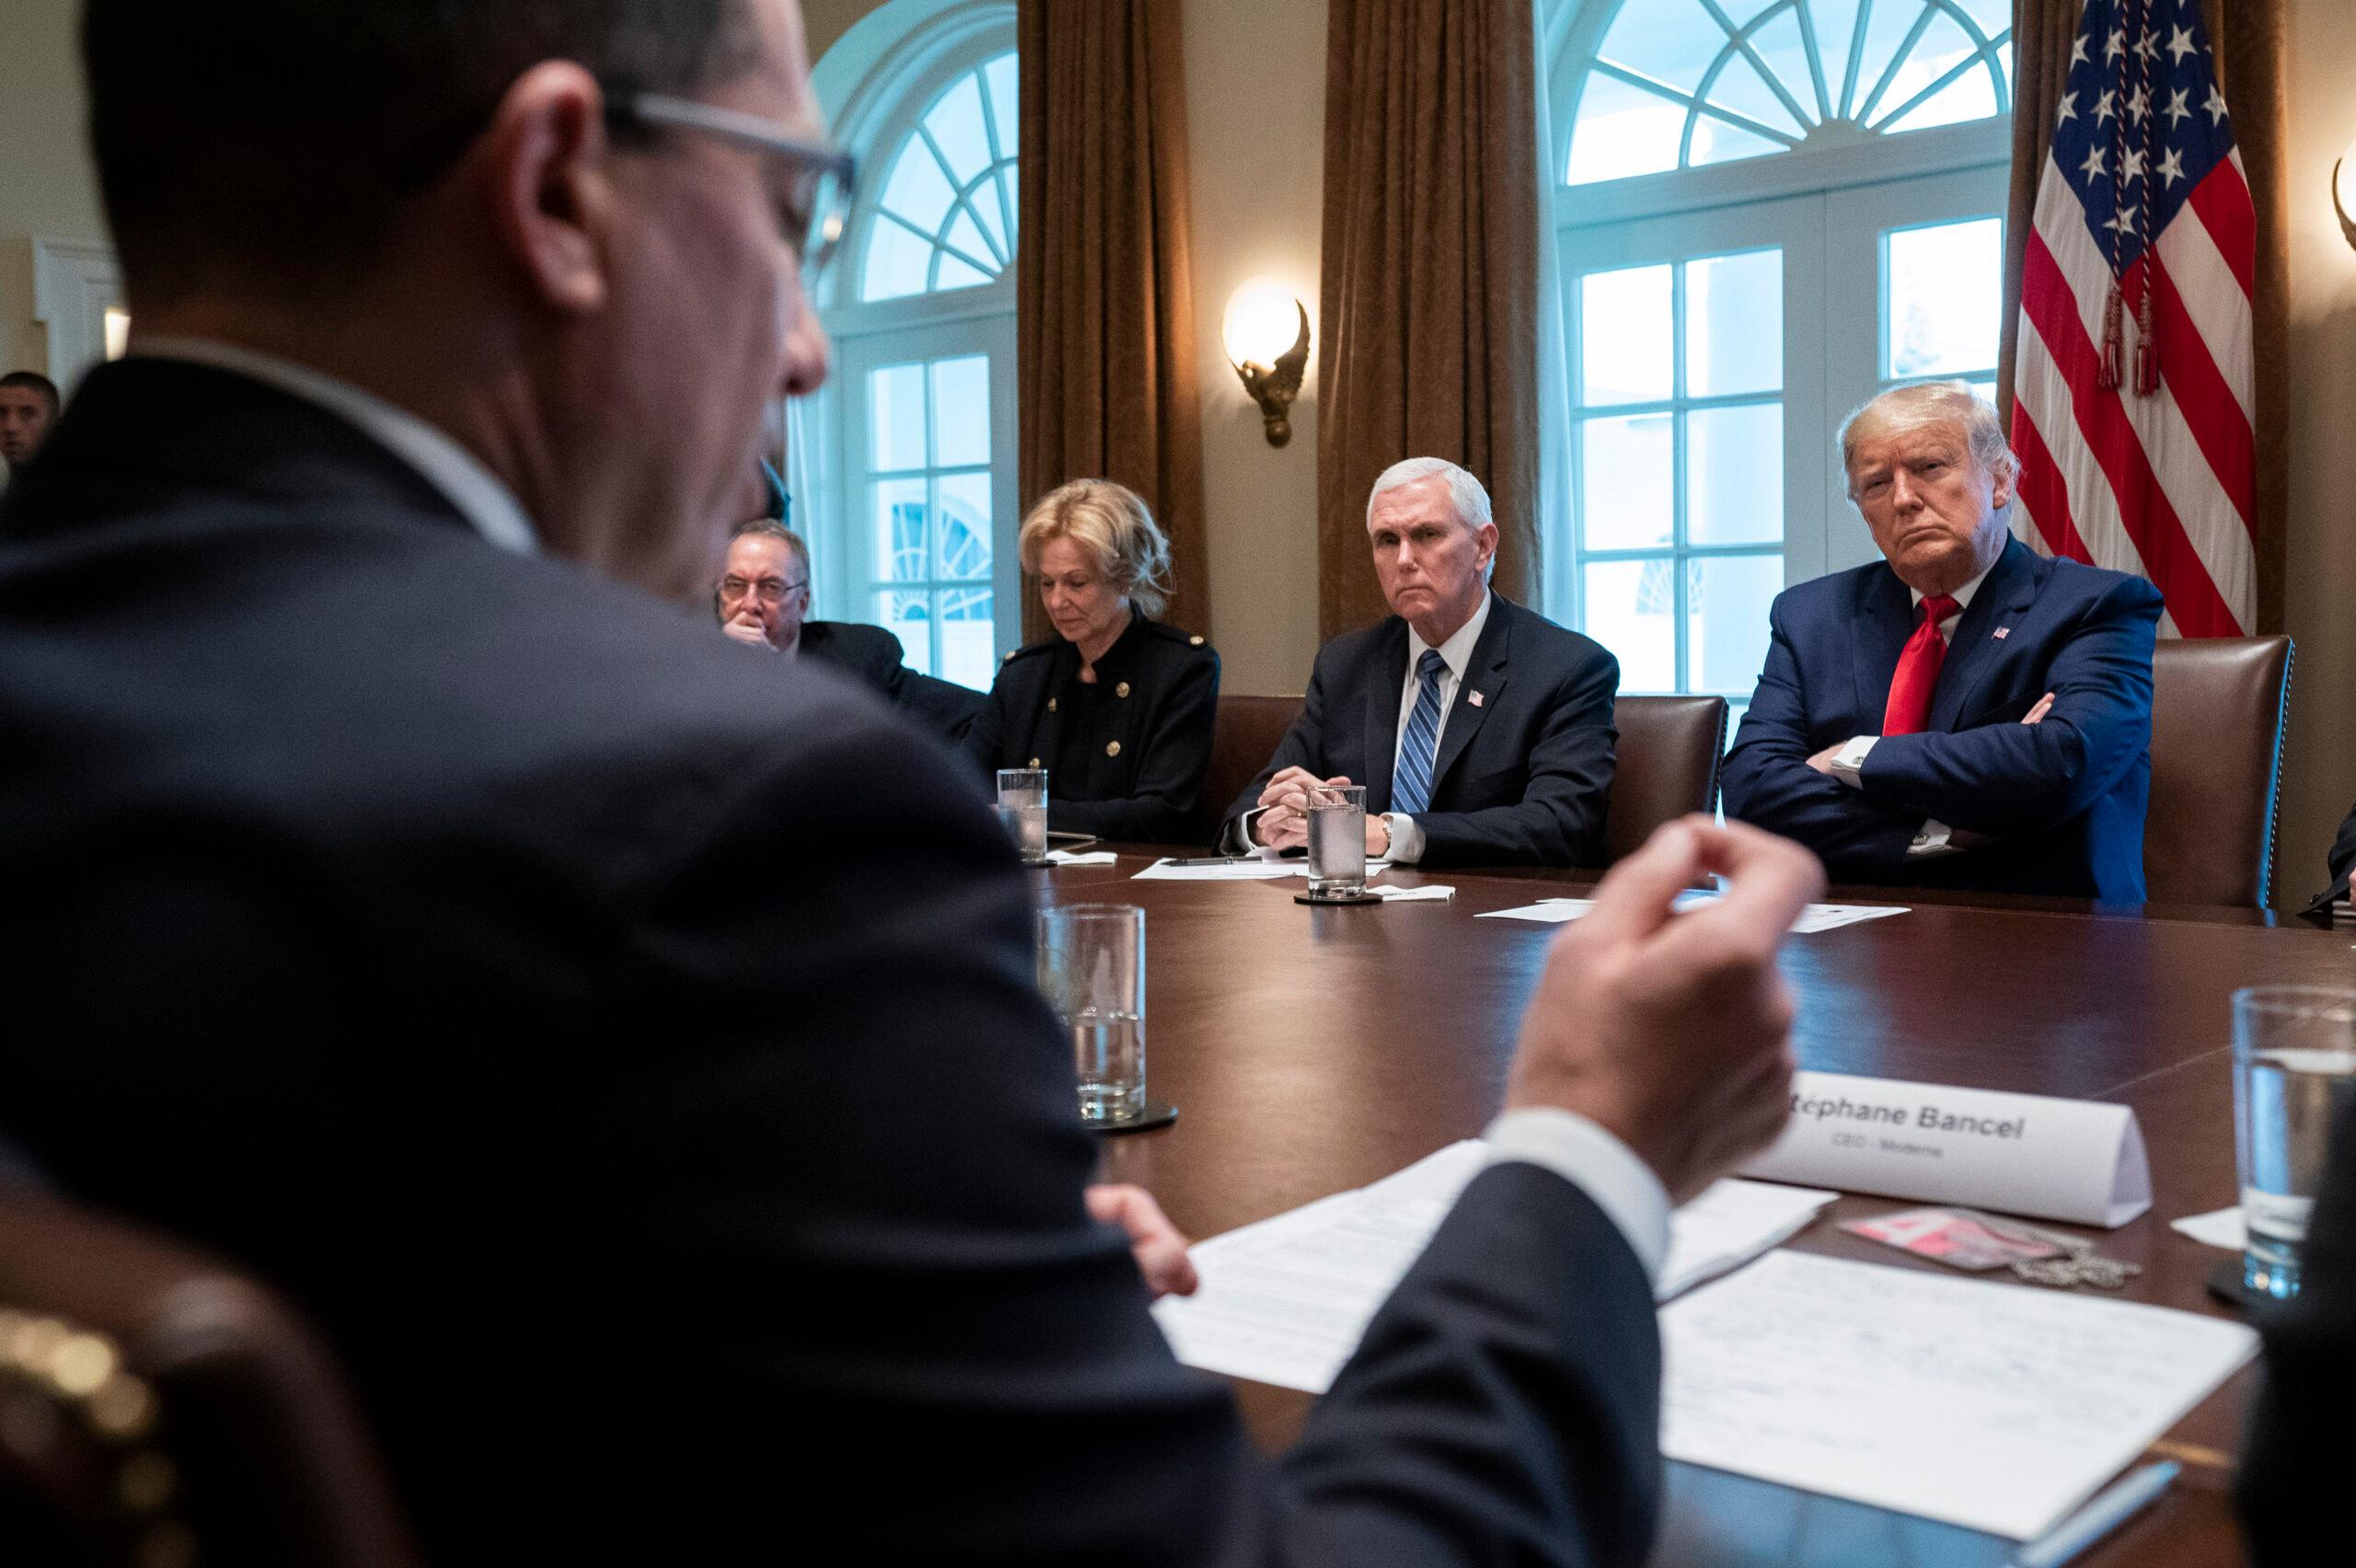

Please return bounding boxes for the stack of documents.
[1150,1140,1834,1394]
[1477,897,1910,933]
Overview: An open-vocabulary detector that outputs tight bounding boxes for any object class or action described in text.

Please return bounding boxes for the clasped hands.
[1804,690,2055,776]
[1252,766,1392,856]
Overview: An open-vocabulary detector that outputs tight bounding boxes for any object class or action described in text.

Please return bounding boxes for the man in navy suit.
[1722,380,2163,902]
[0,2,1824,1565]
[1222,457,1619,867]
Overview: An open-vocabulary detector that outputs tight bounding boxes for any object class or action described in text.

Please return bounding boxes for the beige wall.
[1182,0,1326,695]
[0,0,107,377]
[2269,0,2356,906]
[4,0,2348,897]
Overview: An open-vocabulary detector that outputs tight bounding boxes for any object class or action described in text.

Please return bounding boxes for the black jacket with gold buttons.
[961,614,1219,844]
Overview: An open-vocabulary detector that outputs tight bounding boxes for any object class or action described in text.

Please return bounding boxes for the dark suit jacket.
[2304,802,2356,917]
[796,617,982,740]
[1222,594,1618,868]
[0,358,1662,1566]
[1721,536,2163,902]
[963,616,1219,844]
[2239,1091,2356,1562]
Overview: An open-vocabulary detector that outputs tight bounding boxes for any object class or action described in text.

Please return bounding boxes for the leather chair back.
[1203,694,1305,841]
[0,1193,419,1568]
[1601,695,1729,866]
[2146,634,2292,908]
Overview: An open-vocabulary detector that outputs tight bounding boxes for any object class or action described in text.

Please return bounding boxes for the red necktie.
[1882,594,1958,737]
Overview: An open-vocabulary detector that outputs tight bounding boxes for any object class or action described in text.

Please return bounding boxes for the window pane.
[875,478,929,582]
[936,472,994,579]
[1580,414,1674,551]
[876,589,933,676]
[867,364,927,472]
[1746,8,1819,123]
[1851,0,1934,118]
[880,138,956,234]
[1685,249,1782,397]
[1871,12,1986,131]
[1688,404,1784,546]
[939,588,997,691]
[1580,264,1672,406]
[861,220,931,302]
[924,74,992,187]
[1886,217,2001,377]
[1881,60,2000,134]
[985,53,1020,160]
[937,252,991,291]
[945,208,1000,272]
[971,177,1011,255]
[1690,116,1787,167]
[1703,55,1805,139]
[1811,0,1869,112]
[931,356,991,468]
[1687,554,1782,697]
[1595,0,1723,96]
[1567,73,1686,185]
[1584,559,1677,691]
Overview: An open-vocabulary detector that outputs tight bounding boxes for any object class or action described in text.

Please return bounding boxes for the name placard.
[1738,1071,2152,1228]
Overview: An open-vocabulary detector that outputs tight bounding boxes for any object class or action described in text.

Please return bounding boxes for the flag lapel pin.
[1992,627,2011,640]
[1468,690,1485,708]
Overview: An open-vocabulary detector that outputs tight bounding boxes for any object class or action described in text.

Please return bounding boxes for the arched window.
[1548,0,2012,713]
[803,10,1019,693]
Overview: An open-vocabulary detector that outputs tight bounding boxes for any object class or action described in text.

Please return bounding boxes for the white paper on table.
[2172,1205,2246,1250]
[1474,897,1908,933]
[1043,849,1118,865]
[1659,1250,2257,1540]
[1149,1139,1836,1394]
[1130,852,1393,882]
[1369,883,1453,902]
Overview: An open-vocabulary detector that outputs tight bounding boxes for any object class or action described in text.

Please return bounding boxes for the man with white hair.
[1220,456,1619,867]
[1722,380,2164,901]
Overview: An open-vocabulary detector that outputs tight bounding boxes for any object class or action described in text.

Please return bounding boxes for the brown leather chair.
[1600,695,1729,867]
[0,1191,419,1568]
[2145,634,2292,908]
[1201,693,1306,841]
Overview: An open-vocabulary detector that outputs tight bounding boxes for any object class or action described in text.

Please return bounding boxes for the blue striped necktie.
[1391,649,1448,816]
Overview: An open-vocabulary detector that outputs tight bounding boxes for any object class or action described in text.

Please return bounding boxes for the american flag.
[2009,0,2255,637]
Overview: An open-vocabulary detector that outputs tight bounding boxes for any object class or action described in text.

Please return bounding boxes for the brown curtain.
[1315,0,1544,640]
[1016,0,1210,642]
[1996,0,2289,631]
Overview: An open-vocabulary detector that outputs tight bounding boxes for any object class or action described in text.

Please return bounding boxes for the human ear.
[479,62,616,316]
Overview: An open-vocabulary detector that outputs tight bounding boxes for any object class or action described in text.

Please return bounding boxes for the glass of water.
[996,767,1049,864]
[1038,903,1146,1125]
[2233,986,2356,1300]
[1305,783,1368,898]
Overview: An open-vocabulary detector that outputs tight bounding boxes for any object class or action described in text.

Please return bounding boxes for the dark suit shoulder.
[2042,553,2165,611]
[1136,618,1215,658]
[999,638,1061,667]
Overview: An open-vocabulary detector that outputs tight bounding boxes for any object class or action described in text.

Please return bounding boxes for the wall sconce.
[1222,278,1311,448]
[103,307,132,362]
[2336,139,2356,249]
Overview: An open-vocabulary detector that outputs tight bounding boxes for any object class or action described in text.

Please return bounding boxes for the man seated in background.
[1221,456,1619,867]
[1721,380,2163,903]
[718,513,980,739]
[0,1,1822,1563]
[0,370,62,486]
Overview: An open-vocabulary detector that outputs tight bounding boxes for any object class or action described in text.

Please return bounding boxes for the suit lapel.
[1929,537,2038,732]
[1361,620,1408,812]
[1854,567,1916,729]
[1427,600,1511,801]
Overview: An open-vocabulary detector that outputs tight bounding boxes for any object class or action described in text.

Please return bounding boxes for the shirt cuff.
[1829,734,1875,790]
[1906,818,1961,857]
[1484,1106,1671,1286]
[1223,808,1262,855]
[1382,812,1425,864]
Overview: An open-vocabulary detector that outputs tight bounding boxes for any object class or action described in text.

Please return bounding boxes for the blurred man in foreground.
[0,2,1820,1563]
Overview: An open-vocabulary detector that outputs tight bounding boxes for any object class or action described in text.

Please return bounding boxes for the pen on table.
[2007,1460,2178,1568]
[1164,855,1249,867]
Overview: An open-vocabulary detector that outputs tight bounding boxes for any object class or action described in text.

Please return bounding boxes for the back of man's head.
[82,0,758,308]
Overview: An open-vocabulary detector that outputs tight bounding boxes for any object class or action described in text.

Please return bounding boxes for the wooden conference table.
[1039,850,2356,1568]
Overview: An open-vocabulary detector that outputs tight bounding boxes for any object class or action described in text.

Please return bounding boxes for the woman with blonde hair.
[964,478,1218,844]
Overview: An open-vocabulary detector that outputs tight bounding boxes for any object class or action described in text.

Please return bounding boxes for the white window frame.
[800,4,1019,683]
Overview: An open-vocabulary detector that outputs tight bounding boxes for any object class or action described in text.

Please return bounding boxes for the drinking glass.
[1305,783,1368,898]
[996,767,1049,864]
[2233,986,2356,1300]
[1038,903,1147,1125]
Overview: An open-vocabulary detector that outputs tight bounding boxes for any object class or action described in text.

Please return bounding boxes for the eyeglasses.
[720,575,808,604]
[604,89,856,279]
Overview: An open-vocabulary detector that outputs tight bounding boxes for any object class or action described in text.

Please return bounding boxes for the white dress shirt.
[1380,589,1493,865]
[1828,563,1995,858]
[128,336,538,553]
